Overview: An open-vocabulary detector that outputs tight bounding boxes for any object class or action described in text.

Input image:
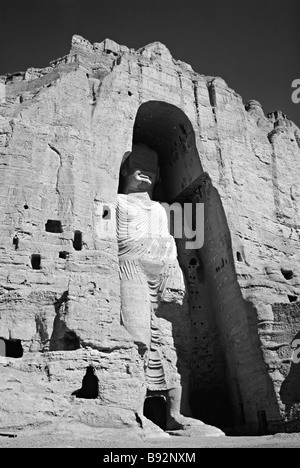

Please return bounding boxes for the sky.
[0,0,299,126]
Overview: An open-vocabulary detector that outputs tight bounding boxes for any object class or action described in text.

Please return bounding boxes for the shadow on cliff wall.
[189,178,283,434]
[280,330,300,426]
[151,174,285,434]
[72,365,99,399]
[49,291,80,351]
[188,180,247,433]
[244,300,283,434]
[155,298,193,419]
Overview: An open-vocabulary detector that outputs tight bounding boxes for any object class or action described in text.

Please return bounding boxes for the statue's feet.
[166,414,225,437]
[166,414,204,431]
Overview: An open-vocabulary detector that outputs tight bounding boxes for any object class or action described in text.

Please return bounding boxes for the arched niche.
[132,101,203,202]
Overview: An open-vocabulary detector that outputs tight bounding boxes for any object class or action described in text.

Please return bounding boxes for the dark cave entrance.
[45,219,63,233]
[189,389,233,430]
[31,254,41,269]
[0,339,23,358]
[131,100,203,203]
[73,230,83,251]
[59,251,69,259]
[143,393,167,430]
[72,366,99,399]
[61,331,80,351]
[49,293,81,352]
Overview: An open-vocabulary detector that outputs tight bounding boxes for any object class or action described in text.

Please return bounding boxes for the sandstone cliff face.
[0,35,299,435]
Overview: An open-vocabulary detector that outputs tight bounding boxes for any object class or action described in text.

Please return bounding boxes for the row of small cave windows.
[47,223,83,251]
[30,251,72,269]
[41,214,109,233]
[30,246,80,271]
[14,229,83,268]
[14,219,83,248]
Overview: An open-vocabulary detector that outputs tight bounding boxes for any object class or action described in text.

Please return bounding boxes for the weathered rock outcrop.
[0,35,299,435]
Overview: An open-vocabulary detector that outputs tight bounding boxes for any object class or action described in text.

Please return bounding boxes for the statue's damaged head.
[119,144,159,197]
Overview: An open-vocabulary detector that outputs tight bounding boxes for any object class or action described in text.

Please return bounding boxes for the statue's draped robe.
[117,192,186,390]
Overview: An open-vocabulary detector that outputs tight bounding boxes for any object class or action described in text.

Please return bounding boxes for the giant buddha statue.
[117,143,203,430]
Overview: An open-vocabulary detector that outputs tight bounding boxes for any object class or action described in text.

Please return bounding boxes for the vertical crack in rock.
[4,120,15,147]
[48,143,61,157]
[48,143,62,195]
[45,365,51,382]
[267,130,281,220]
[137,61,144,104]
[205,79,225,182]
[217,148,225,172]
[206,80,218,124]
[0,118,13,148]
[91,82,97,105]
[86,73,103,116]
[47,142,75,224]
[192,80,200,129]
[177,71,183,90]
[35,313,49,351]
[294,130,300,150]
[92,81,102,117]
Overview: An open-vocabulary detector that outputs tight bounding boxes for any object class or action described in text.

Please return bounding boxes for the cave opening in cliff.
[130,100,203,203]
[62,331,80,350]
[1,339,23,358]
[288,295,298,303]
[31,254,41,269]
[59,251,69,259]
[45,219,63,233]
[73,230,83,251]
[72,366,99,399]
[102,205,111,219]
[281,268,294,280]
[189,388,234,431]
[143,394,167,430]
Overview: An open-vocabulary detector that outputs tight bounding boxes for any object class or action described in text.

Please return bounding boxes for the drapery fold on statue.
[117,192,186,303]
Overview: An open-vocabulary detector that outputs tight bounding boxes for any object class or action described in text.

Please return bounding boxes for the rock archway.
[132,100,203,202]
